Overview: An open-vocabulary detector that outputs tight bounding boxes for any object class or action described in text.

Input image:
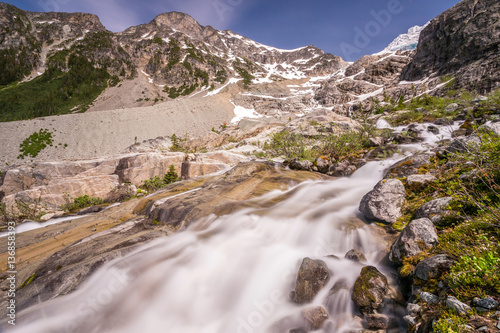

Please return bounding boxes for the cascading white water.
[10,158,402,333]
[9,121,461,333]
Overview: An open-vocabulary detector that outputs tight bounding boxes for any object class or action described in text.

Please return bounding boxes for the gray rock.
[293,258,330,304]
[406,174,436,189]
[368,137,384,147]
[315,157,330,174]
[473,96,488,103]
[77,205,104,215]
[427,125,440,135]
[404,315,418,327]
[288,159,313,172]
[389,218,438,265]
[433,118,454,126]
[359,179,406,224]
[446,296,471,315]
[415,197,453,223]
[345,249,367,263]
[365,314,389,329]
[329,160,357,177]
[352,266,388,315]
[447,134,481,153]
[289,329,307,333]
[301,306,329,330]
[445,103,460,113]
[420,291,439,304]
[474,297,499,310]
[481,122,500,136]
[407,303,421,315]
[386,153,435,178]
[414,254,454,281]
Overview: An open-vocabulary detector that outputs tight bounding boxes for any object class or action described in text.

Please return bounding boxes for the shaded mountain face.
[0,5,345,90]
[401,0,500,92]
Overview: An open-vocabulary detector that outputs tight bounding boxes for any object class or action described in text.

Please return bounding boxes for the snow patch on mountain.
[374,24,428,55]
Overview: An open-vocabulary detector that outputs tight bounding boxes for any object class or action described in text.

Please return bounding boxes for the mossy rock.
[352,266,388,315]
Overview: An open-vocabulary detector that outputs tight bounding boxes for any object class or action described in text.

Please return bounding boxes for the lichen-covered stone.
[352,266,388,315]
[389,218,438,265]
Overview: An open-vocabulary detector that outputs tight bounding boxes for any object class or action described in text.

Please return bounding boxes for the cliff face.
[401,0,500,92]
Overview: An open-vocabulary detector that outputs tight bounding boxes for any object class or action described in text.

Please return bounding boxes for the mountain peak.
[152,11,202,31]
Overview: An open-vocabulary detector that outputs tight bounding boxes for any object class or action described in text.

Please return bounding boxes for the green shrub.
[62,195,103,212]
[235,66,254,88]
[18,129,53,159]
[141,165,179,192]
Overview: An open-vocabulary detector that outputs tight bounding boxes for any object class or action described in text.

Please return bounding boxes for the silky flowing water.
[11,158,403,333]
[10,122,461,333]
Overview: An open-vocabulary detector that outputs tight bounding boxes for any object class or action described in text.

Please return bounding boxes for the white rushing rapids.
[10,158,402,333]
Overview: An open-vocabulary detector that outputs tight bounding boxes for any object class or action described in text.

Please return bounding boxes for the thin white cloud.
[48,0,144,31]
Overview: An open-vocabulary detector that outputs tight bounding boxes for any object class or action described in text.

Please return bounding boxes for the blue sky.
[5,0,461,61]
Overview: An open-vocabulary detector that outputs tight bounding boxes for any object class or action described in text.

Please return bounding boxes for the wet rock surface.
[293,258,331,304]
[352,266,388,315]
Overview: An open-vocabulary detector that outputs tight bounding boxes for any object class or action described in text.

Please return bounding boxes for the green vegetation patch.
[62,195,104,212]
[141,165,179,192]
[18,129,53,159]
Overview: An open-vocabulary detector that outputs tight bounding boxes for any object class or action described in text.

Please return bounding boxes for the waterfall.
[10,158,402,333]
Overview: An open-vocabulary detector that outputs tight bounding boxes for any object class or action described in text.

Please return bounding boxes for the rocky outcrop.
[352,266,388,315]
[359,179,406,224]
[0,151,249,213]
[401,0,500,92]
[293,258,330,304]
[389,218,438,265]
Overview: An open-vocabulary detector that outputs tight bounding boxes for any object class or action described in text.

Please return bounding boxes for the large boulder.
[415,197,453,223]
[293,258,330,304]
[352,266,388,314]
[389,218,438,265]
[414,254,454,281]
[359,179,406,224]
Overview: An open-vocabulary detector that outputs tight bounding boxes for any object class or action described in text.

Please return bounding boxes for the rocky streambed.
[1,117,500,332]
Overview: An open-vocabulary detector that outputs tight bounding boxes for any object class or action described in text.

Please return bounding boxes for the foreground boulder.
[293,258,330,304]
[359,179,405,224]
[352,266,388,314]
[389,218,438,265]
